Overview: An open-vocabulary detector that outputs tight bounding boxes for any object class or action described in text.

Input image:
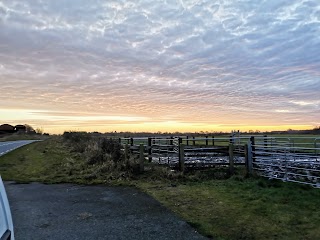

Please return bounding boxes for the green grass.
[138,178,320,239]
[1,138,320,239]
[126,134,320,148]
[0,138,75,183]
[259,134,319,148]
[0,137,135,184]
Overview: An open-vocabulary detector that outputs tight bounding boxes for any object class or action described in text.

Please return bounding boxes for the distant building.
[0,124,15,134]
[14,125,27,133]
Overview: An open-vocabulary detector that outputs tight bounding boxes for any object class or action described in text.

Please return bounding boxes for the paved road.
[0,140,39,157]
[5,182,207,240]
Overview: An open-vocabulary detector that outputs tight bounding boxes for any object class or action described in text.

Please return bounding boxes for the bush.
[83,138,126,169]
[86,149,105,165]
[61,133,139,179]
[100,138,122,161]
[62,131,92,143]
[62,131,93,153]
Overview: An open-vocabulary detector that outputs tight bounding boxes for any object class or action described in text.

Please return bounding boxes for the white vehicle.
[0,176,14,240]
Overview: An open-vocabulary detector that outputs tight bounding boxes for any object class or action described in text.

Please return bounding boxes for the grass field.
[124,134,320,149]
[0,137,319,239]
[139,178,320,239]
[0,138,77,183]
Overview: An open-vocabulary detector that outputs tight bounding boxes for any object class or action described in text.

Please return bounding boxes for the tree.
[24,124,36,134]
[35,127,44,135]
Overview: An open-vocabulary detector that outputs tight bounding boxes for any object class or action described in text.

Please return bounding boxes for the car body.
[0,176,14,240]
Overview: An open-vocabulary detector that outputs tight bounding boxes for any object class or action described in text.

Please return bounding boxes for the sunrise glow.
[0,1,319,133]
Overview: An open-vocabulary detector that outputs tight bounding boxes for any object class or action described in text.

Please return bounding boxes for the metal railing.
[181,137,247,168]
[250,136,320,188]
[119,135,320,188]
[151,137,178,165]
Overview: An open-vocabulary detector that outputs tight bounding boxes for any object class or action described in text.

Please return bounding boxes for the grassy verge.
[0,137,79,183]
[0,138,319,239]
[138,178,320,239]
[0,137,132,184]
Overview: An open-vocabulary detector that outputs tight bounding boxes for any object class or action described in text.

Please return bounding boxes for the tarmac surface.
[5,182,207,240]
[0,140,39,157]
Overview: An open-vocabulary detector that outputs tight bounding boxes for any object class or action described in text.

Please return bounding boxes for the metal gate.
[250,136,320,188]
[151,137,179,165]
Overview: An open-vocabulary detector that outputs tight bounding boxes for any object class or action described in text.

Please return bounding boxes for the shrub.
[100,138,122,161]
[62,131,93,153]
[61,133,138,179]
[84,138,125,169]
[62,131,92,143]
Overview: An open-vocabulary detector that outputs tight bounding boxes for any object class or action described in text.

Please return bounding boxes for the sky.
[0,0,319,134]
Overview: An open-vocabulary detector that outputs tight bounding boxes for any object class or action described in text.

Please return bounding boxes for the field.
[0,136,320,239]
[139,178,320,239]
[123,134,320,149]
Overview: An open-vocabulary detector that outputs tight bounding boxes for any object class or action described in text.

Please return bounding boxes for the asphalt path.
[0,140,39,157]
[5,182,207,240]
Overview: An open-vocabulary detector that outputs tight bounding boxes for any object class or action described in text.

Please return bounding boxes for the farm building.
[0,124,15,134]
[14,125,27,133]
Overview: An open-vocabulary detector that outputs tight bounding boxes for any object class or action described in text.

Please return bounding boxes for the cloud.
[0,0,319,132]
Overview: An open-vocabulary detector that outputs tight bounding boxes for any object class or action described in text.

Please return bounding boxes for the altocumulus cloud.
[0,0,319,132]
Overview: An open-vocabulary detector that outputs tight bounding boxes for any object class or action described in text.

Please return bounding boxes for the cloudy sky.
[0,0,319,133]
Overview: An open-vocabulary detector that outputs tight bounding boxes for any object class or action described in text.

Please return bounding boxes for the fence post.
[263,135,267,153]
[178,137,182,164]
[263,135,267,146]
[124,143,129,161]
[229,143,234,175]
[130,137,134,147]
[193,136,195,146]
[246,142,253,176]
[139,144,144,173]
[205,136,208,146]
[178,137,182,146]
[230,131,236,144]
[179,144,185,172]
[212,136,215,146]
[314,139,319,155]
[148,137,152,162]
[170,136,174,152]
[186,136,189,146]
[250,136,256,162]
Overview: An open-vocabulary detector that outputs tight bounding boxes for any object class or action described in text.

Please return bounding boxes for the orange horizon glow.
[1,121,315,135]
[0,109,317,134]
[1,1,319,137]
[45,124,317,135]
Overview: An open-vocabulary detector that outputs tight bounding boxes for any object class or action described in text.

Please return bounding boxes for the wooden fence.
[119,135,251,173]
[119,135,320,188]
